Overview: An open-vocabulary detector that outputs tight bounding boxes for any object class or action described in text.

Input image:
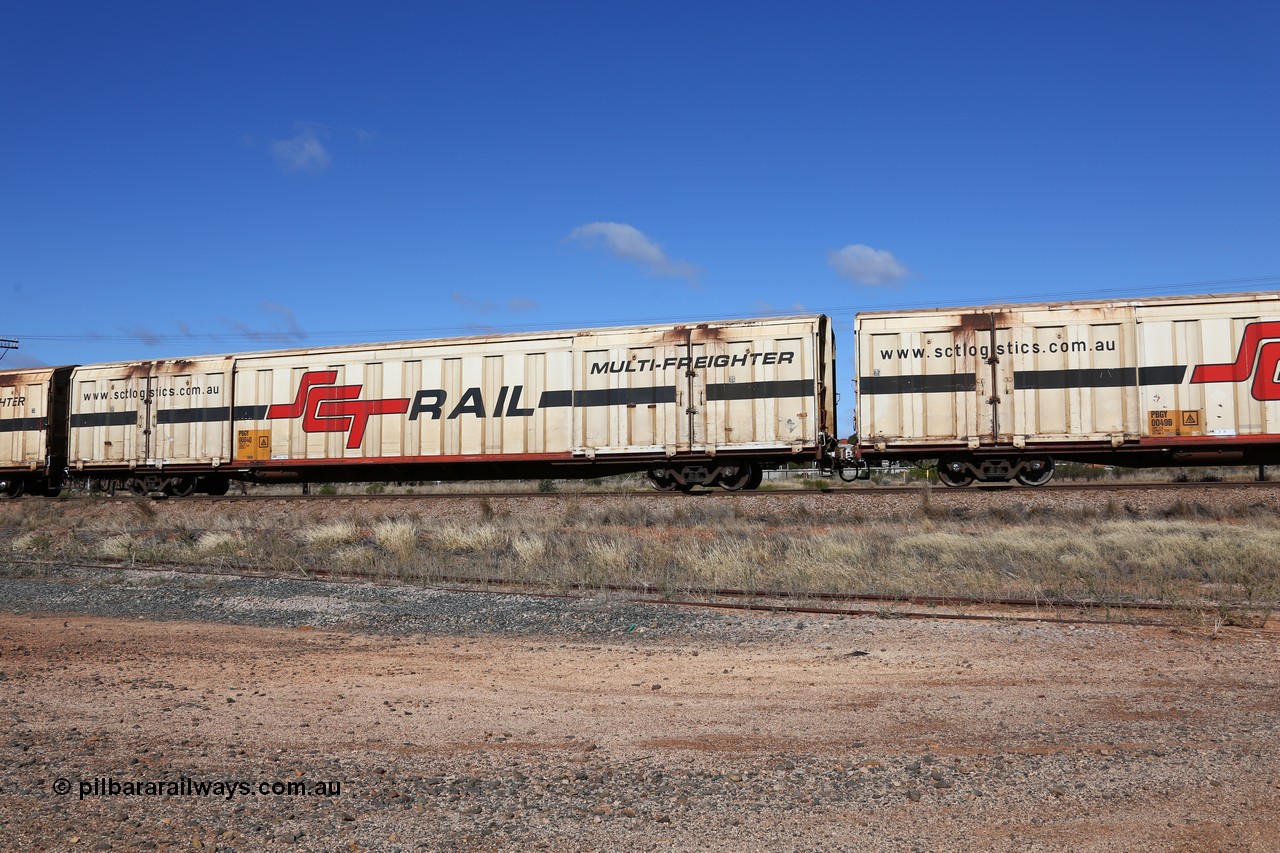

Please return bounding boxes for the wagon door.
[698,322,818,454]
[574,332,685,456]
[150,359,234,465]
[139,374,158,464]
[682,330,706,455]
[964,314,1016,446]
[69,366,147,470]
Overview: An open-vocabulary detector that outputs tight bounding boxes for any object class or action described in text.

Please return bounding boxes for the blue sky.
[3,1,1277,378]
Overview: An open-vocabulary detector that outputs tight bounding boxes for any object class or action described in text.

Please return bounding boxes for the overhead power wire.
[12,274,1280,347]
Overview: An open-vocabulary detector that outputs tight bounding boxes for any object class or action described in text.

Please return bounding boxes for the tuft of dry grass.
[297,521,360,549]
[100,534,138,562]
[373,519,419,562]
[428,522,504,552]
[331,544,380,576]
[192,531,243,555]
[11,530,54,554]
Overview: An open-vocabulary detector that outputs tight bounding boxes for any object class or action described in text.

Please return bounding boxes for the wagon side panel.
[856,315,973,449]
[0,367,62,471]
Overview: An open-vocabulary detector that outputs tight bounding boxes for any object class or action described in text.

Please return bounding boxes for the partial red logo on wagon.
[267,371,410,449]
[1190,321,1280,401]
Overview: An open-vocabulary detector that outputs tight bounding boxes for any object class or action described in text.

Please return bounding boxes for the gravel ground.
[2,564,1278,852]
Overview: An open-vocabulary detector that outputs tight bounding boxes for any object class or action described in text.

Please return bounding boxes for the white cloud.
[827,244,909,286]
[270,123,331,174]
[565,222,697,281]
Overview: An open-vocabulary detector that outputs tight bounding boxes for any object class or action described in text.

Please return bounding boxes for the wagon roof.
[853,289,1279,320]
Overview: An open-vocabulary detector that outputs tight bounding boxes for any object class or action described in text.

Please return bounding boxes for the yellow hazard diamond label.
[236,429,271,461]
[1148,409,1202,437]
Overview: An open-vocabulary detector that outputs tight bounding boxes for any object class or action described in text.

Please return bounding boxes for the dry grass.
[10,530,54,554]
[0,495,1276,624]
[192,531,243,555]
[99,534,138,562]
[373,520,419,562]
[428,522,504,552]
[297,521,360,549]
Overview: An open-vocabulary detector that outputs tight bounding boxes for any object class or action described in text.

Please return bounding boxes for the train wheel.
[163,477,198,497]
[0,478,25,499]
[746,465,764,490]
[936,455,975,488]
[199,476,230,496]
[125,479,149,496]
[648,468,679,491]
[717,463,759,491]
[1014,457,1055,486]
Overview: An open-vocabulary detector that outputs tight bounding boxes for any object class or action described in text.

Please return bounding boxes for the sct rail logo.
[1190,321,1280,401]
[267,371,410,450]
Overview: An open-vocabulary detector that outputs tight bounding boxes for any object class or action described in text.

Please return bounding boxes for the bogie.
[935,454,1056,487]
[648,462,765,492]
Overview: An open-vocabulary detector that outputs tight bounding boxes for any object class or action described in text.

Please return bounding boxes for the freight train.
[1,291,1278,497]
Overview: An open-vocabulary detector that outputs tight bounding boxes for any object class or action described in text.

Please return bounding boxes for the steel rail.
[2,558,1272,632]
[40,478,1280,502]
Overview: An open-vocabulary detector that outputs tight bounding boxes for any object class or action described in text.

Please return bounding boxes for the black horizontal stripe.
[71,411,137,428]
[859,374,977,395]
[541,381,819,408]
[539,387,678,408]
[1138,365,1188,385]
[1014,364,1189,389]
[233,405,271,420]
[706,379,813,401]
[0,417,45,433]
[156,406,230,425]
[538,390,573,408]
[1014,368,1136,390]
[577,387,676,407]
[1018,361,1187,389]
[1013,366,1192,391]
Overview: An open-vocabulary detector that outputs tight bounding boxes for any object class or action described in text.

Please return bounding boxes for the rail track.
[6,479,1277,632]
[5,557,1273,632]
[51,478,1280,502]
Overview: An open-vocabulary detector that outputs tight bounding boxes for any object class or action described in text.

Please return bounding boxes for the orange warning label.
[1148,409,1202,437]
[236,429,271,461]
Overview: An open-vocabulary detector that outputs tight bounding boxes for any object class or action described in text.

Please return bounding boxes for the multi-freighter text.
[590,351,796,375]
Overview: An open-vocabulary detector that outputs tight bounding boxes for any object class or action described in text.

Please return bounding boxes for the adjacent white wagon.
[0,366,71,497]
[854,291,1280,484]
